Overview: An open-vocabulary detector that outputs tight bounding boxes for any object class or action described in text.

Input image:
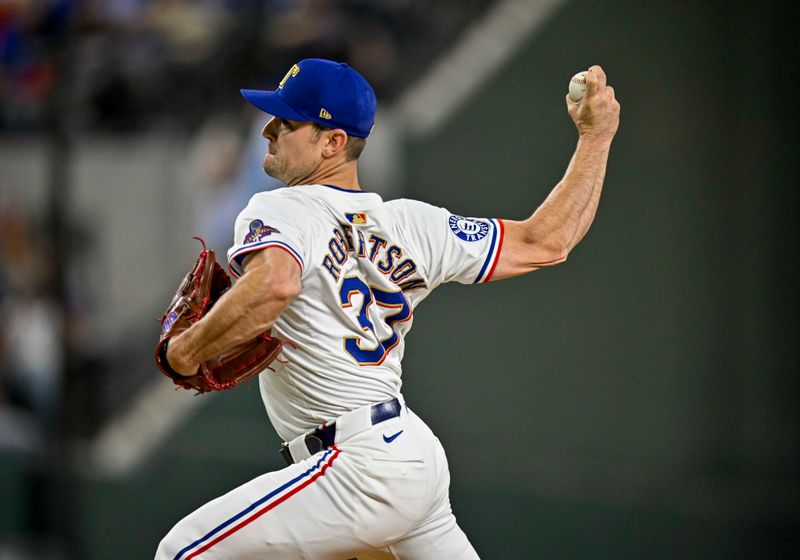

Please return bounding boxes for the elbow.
[248,258,301,304]
[257,278,300,321]
[247,274,301,332]
[250,291,296,333]
[271,277,301,305]
[532,246,569,268]
[527,235,571,269]
[549,247,570,266]
[519,220,574,268]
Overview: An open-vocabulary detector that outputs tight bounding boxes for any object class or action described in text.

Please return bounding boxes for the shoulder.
[243,187,316,215]
[385,198,448,230]
[382,199,449,259]
[385,197,442,216]
[248,186,308,205]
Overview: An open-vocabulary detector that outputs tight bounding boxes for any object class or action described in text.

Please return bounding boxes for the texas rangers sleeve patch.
[448,215,490,242]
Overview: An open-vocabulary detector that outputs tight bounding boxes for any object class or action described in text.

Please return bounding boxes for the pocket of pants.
[352,456,430,546]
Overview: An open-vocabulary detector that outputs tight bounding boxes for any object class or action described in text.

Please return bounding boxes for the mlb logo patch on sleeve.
[448,215,489,242]
[345,212,367,225]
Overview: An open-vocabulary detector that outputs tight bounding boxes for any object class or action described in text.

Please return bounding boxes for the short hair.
[311,122,367,161]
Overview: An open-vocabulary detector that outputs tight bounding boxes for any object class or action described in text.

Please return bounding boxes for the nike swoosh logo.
[383,430,404,444]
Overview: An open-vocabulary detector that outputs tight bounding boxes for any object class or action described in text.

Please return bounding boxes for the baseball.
[568,71,587,102]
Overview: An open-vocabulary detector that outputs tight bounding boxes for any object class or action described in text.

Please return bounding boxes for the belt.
[279,397,402,466]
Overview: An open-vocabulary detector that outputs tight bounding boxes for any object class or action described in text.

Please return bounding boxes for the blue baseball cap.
[241,59,377,138]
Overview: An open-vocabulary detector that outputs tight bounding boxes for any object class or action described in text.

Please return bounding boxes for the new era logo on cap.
[241,59,376,138]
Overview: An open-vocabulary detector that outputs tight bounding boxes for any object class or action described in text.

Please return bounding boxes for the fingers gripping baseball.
[567,65,620,141]
[584,65,605,96]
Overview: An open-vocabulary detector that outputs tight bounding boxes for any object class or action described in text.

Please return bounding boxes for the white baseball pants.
[155,400,480,559]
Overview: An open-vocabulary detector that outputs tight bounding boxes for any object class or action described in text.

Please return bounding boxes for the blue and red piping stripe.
[173,446,340,560]
[475,219,505,284]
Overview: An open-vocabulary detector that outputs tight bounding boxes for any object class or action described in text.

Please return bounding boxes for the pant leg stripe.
[173,447,341,560]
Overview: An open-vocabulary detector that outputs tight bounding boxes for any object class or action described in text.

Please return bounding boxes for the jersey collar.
[321,184,368,193]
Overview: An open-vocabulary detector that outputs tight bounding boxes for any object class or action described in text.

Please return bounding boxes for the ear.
[320,129,349,159]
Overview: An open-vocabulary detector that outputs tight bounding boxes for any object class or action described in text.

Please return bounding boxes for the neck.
[293,159,361,190]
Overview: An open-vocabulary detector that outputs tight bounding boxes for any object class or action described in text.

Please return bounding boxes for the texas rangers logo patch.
[448,215,489,242]
[345,212,367,224]
[244,220,280,243]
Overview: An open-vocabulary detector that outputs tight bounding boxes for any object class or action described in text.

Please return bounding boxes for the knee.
[154,537,173,560]
[154,525,184,560]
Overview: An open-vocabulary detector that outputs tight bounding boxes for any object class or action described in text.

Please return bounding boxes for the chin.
[262,157,278,178]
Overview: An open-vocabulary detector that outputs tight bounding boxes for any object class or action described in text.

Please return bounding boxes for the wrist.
[165,337,199,377]
[578,130,614,144]
[577,133,614,148]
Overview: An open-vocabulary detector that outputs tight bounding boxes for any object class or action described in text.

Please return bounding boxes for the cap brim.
[240,89,308,122]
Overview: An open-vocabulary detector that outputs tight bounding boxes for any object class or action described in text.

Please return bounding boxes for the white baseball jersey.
[227,184,504,441]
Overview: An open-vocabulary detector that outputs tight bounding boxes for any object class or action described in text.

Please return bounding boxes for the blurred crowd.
[0,189,63,451]
[1,0,491,132]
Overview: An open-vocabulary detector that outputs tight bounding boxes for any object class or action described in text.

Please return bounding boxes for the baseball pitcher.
[154,58,620,559]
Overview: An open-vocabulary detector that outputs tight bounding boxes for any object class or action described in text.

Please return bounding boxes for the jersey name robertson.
[320,224,426,292]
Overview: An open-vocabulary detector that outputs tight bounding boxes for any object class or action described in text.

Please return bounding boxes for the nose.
[262,117,278,140]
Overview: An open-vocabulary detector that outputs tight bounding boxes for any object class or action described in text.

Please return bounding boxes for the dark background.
[404,1,799,557]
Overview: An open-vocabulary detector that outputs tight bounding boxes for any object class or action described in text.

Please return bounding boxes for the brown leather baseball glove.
[154,238,283,393]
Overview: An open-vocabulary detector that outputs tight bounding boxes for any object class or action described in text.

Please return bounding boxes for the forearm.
[527,136,610,254]
[564,136,611,248]
[171,273,289,365]
[167,249,301,374]
[490,66,619,281]
[493,136,611,279]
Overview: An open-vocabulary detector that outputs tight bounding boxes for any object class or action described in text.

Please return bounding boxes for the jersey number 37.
[339,276,412,366]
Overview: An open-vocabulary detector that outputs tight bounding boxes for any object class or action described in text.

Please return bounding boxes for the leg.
[156,407,476,560]
[156,448,385,559]
[386,435,481,560]
[389,512,479,560]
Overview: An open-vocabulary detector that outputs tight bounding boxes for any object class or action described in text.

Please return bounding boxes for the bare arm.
[166,247,302,375]
[491,65,620,281]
